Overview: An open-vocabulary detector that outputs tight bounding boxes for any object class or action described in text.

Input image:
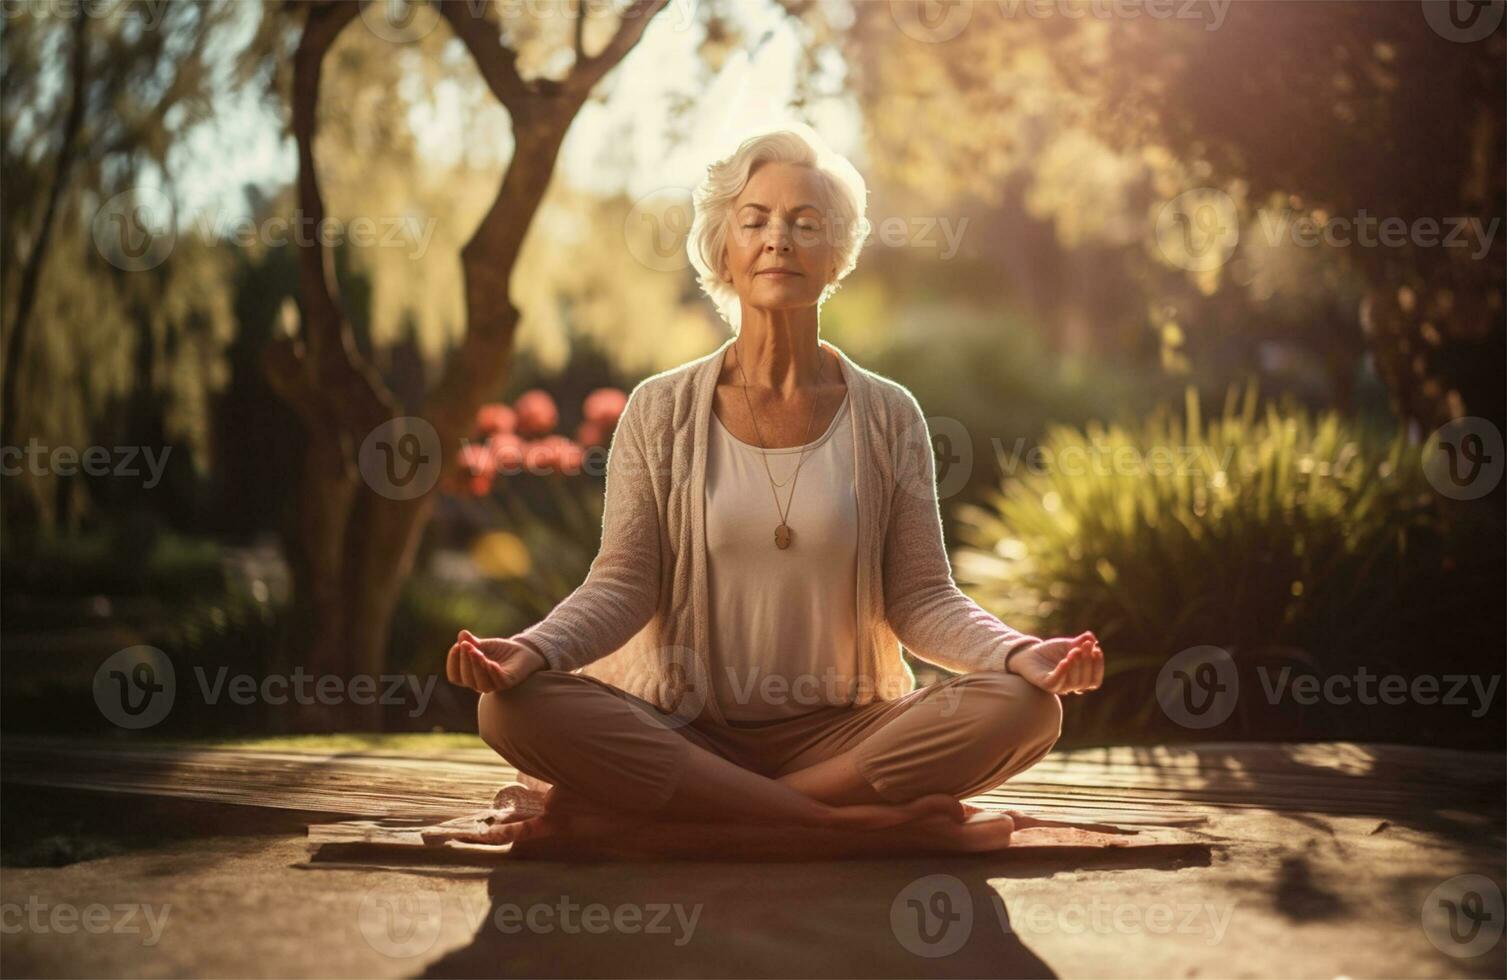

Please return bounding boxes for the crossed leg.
[474,669,1061,851]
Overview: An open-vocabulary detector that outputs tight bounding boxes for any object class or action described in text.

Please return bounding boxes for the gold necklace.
[730,340,830,551]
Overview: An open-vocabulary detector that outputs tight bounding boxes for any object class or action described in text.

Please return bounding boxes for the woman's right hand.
[445,630,547,693]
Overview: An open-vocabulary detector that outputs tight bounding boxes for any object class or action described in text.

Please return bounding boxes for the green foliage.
[953,382,1503,746]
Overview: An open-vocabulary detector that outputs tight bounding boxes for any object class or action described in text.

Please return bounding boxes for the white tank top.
[705,392,861,723]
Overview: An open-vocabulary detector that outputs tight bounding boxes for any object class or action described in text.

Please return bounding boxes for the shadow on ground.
[417,847,1211,979]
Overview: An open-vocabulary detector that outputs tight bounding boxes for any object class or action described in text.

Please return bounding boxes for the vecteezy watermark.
[1257,666,1500,720]
[0,898,171,947]
[193,667,438,718]
[358,887,702,959]
[1156,646,1503,728]
[93,646,176,730]
[359,888,444,959]
[359,416,442,500]
[1154,188,1241,273]
[1422,874,1505,958]
[491,897,701,945]
[1156,646,1240,729]
[626,188,960,274]
[1423,417,1504,501]
[891,874,973,957]
[1255,209,1500,261]
[1422,0,1506,42]
[92,646,439,729]
[91,188,440,272]
[994,895,1235,946]
[994,438,1240,481]
[1156,188,1502,273]
[889,0,1232,43]
[716,665,956,717]
[1,440,173,488]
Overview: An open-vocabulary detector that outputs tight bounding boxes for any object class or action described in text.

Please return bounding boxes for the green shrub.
[952,381,1504,746]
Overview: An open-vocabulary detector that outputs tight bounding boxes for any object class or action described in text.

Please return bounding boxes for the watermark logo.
[626,187,695,273]
[1422,0,1505,41]
[92,186,177,272]
[360,416,442,500]
[1156,645,1239,729]
[1422,874,1504,958]
[359,0,442,43]
[359,888,443,958]
[1255,209,1499,259]
[889,0,974,43]
[1423,417,1503,500]
[624,644,712,731]
[1155,188,1240,272]
[1159,654,1502,729]
[891,874,973,957]
[93,646,176,730]
[894,412,974,503]
[995,895,1234,945]
[1259,666,1500,719]
[0,898,171,946]
[491,897,701,944]
[1,440,173,487]
[93,650,439,729]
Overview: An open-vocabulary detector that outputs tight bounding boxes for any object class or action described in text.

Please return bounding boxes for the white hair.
[686,123,871,333]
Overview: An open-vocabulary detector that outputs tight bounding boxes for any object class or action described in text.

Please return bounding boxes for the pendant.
[775,523,793,549]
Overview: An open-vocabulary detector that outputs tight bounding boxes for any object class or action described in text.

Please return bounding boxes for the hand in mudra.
[445,629,547,694]
[1010,630,1104,695]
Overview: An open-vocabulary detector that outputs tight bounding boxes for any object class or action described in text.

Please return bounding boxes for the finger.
[465,641,508,689]
[1066,649,1091,692]
[457,647,479,690]
[1078,647,1097,689]
[466,647,498,693]
[480,651,514,688]
[1048,655,1076,692]
[1089,643,1104,689]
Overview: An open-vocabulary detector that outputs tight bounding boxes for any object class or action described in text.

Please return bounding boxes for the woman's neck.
[726,320,827,396]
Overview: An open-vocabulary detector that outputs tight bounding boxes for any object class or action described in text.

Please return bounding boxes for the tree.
[842,1,1504,434]
[1,1,243,531]
[262,0,670,728]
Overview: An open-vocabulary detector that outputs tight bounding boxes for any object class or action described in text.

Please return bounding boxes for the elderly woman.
[446,124,1103,851]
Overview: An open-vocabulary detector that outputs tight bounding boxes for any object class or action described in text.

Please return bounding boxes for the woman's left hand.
[1008,631,1104,695]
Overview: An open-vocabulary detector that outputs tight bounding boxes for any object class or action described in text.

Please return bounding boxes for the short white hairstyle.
[687,123,871,333]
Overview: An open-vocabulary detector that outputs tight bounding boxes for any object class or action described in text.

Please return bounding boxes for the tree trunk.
[266,0,668,730]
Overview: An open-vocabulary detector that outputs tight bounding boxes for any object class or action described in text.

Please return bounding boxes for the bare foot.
[900,810,1016,852]
[819,793,966,831]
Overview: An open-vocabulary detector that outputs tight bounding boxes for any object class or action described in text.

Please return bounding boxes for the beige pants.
[477,668,1063,814]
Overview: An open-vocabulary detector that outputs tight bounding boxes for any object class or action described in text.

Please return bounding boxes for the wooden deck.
[3,735,1499,825]
[3,735,1502,978]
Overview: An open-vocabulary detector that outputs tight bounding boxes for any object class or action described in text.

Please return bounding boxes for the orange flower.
[514,390,558,437]
[583,387,627,427]
[476,402,517,436]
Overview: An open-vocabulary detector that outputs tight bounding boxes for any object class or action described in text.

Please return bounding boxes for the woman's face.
[721,162,838,313]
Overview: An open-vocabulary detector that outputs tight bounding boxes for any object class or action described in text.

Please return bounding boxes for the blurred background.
[2,0,1502,749]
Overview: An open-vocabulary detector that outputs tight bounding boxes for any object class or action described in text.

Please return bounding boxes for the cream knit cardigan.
[514,335,1044,726]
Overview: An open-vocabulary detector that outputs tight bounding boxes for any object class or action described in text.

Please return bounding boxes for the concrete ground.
[1,740,1502,978]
